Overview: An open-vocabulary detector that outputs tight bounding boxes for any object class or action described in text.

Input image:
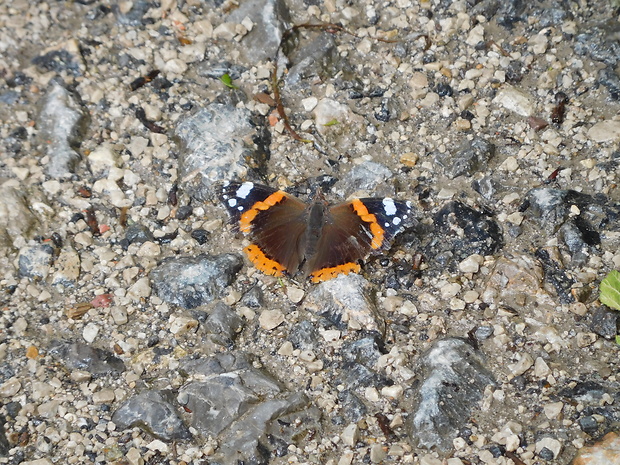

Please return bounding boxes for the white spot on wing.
[392,217,401,225]
[228,198,237,207]
[382,198,397,216]
[236,182,254,199]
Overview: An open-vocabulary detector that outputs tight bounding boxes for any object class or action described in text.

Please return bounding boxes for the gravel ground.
[1,0,620,464]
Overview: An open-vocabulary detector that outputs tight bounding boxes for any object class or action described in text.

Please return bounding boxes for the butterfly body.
[220,181,411,282]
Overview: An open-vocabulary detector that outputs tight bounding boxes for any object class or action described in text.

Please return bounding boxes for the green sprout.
[219,73,238,90]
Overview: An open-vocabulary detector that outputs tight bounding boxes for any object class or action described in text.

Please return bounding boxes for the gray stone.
[48,340,125,377]
[285,32,338,89]
[306,274,385,334]
[150,253,243,309]
[216,392,308,465]
[0,186,39,246]
[227,0,291,62]
[436,137,495,179]
[18,244,54,279]
[336,161,393,196]
[175,104,270,201]
[408,338,495,451]
[112,390,191,441]
[203,302,244,346]
[37,81,89,178]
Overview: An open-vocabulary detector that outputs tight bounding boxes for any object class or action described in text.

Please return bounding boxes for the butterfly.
[220,181,412,282]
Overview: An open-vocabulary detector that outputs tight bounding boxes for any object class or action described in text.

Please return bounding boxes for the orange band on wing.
[239,191,287,233]
[350,199,385,249]
[244,244,286,277]
[310,262,361,283]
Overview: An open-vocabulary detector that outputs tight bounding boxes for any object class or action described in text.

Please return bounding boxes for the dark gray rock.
[285,32,338,89]
[174,104,270,201]
[125,223,154,244]
[226,0,291,62]
[179,352,311,464]
[48,341,125,377]
[203,302,244,346]
[217,392,308,465]
[37,81,89,179]
[112,0,152,26]
[240,285,264,308]
[112,390,191,441]
[289,320,319,350]
[18,244,54,279]
[578,415,599,434]
[408,338,495,451]
[436,137,495,179]
[0,417,7,457]
[337,390,367,423]
[431,201,503,269]
[32,49,82,76]
[589,306,619,339]
[473,325,495,341]
[150,253,243,309]
[471,176,499,200]
[534,248,575,304]
[525,188,619,237]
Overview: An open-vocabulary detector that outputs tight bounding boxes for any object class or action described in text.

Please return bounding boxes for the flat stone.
[494,86,535,116]
[259,309,285,330]
[588,120,620,142]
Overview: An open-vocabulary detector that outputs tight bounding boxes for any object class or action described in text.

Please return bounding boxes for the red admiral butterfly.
[220,181,412,283]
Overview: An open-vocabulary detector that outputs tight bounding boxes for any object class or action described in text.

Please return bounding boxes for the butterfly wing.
[221,182,308,276]
[306,198,412,282]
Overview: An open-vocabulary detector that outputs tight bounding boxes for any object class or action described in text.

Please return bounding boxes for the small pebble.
[83,323,100,343]
[259,309,285,330]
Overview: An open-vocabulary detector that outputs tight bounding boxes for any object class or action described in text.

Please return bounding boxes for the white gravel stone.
[88,144,117,176]
[588,120,620,142]
[126,448,142,465]
[259,309,285,330]
[22,459,53,465]
[136,241,161,258]
[147,439,169,453]
[83,323,100,343]
[466,24,485,45]
[370,443,386,463]
[509,352,534,376]
[287,286,305,303]
[93,388,116,404]
[544,401,564,420]
[459,254,483,273]
[381,384,404,399]
[536,437,562,458]
[440,282,461,299]
[170,315,199,335]
[111,306,129,325]
[127,277,151,300]
[301,97,318,112]
[534,357,551,377]
[341,423,359,446]
[494,86,535,116]
[0,378,21,397]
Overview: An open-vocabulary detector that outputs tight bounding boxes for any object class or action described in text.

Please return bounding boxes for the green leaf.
[323,119,340,127]
[219,73,238,89]
[600,270,620,311]
[616,335,620,345]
